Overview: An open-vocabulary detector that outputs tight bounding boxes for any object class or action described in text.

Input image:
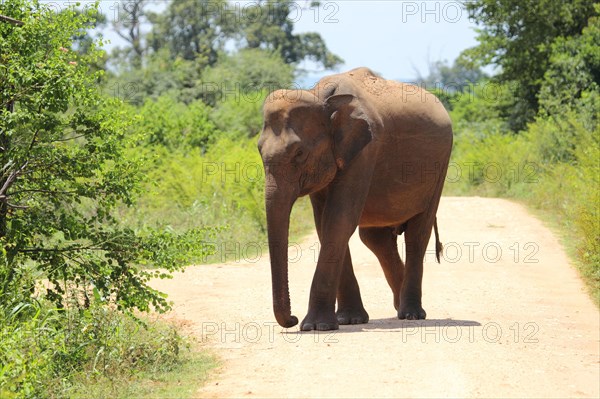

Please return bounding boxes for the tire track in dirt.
[153,197,600,398]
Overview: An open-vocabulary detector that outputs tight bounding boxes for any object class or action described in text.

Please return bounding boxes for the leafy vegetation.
[0,300,203,398]
[106,0,339,105]
[1,0,597,396]
[463,0,596,131]
[0,0,319,396]
[0,1,217,397]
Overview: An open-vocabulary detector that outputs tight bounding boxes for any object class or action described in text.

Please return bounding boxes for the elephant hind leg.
[359,226,404,310]
[399,212,436,320]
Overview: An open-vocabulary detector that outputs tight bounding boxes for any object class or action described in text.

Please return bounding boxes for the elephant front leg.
[301,240,346,331]
[302,149,376,331]
[336,248,369,325]
[302,198,370,331]
[303,195,346,331]
[302,231,367,330]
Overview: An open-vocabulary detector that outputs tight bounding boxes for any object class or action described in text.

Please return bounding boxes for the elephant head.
[257,89,376,328]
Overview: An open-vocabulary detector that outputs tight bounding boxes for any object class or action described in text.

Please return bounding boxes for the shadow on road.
[285,318,482,335]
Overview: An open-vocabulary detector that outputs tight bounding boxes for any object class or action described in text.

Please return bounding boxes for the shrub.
[0,299,187,398]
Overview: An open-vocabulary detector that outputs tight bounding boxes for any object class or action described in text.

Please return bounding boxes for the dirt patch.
[153,197,600,398]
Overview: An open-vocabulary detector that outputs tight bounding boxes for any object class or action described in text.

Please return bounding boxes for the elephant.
[257,67,453,331]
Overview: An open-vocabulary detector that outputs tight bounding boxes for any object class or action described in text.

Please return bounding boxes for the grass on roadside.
[70,342,218,399]
[0,298,218,399]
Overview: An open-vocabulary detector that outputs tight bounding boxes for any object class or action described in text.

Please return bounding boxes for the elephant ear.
[325,94,375,170]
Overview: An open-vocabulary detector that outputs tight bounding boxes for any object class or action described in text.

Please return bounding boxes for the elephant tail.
[434,218,443,263]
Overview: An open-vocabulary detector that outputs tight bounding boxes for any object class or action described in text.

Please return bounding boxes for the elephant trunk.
[265,174,299,328]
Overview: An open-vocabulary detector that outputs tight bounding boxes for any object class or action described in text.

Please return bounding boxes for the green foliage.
[105,48,205,106]
[464,0,597,131]
[147,0,232,66]
[0,0,212,315]
[447,3,599,299]
[106,41,295,109]
[526,113,600,284]
[200,48,294,107]
[538,6,600,117]
[238,0,343,69]
[447,81,507,124]
[106,0,339,107]
[445,129,537,197]
[136,95,219,150]
[420,58,488,95]
[0,2,217,396]
[126,138,266,263]
[0,299,191,398]
[211,91,267,138]
[123,135,314,263]
[70,347,217,399]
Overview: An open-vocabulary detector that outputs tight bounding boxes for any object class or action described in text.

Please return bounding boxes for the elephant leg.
[359,226,404,310]
[312,194,368,326]
[336,248,369,325]
[399,213,434,320]
[303,192,345,331]
[302,153,376,331]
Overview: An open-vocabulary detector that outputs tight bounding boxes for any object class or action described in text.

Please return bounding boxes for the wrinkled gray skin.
[258,67,453,331]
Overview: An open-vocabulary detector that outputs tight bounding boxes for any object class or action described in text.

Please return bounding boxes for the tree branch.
[0,161,28,198]
[0,14,24,26]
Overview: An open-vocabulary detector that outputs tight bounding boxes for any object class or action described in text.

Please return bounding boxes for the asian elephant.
[258,67,453,331]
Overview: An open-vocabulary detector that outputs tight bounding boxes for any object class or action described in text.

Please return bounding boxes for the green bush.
[125,135,314,263]
[199,49,294,106]
[526,113,600,299]
[0,2,217,396]
[445,128,537,197]
[211,90,268,138]
[0,299,187,399]
[136,95,219,150]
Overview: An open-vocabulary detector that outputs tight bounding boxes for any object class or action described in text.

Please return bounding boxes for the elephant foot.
[398,305,426,320]
[336,307,369,325]
[300,312,339,331]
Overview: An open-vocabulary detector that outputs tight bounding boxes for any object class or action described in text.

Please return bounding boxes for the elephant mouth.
[298,166,337,197]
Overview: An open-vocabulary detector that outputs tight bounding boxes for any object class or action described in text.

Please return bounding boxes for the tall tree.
[538,6,600,117]
[111,0,147,68]
[147,0,233,67]
[463,0,596,130]
[418,57,488,93]
[241,0,342,69]
[0,0,210,312]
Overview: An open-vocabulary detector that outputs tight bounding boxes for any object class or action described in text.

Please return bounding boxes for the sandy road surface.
[153,197,600,398]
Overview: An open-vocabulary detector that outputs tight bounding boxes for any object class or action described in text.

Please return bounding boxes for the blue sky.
[292,1,480,82]
[92,1,481,82]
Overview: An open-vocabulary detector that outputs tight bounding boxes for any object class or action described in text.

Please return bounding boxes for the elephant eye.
[294,149,307,162]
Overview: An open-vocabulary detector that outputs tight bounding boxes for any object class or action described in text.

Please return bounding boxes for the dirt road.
[153,197,600,398]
